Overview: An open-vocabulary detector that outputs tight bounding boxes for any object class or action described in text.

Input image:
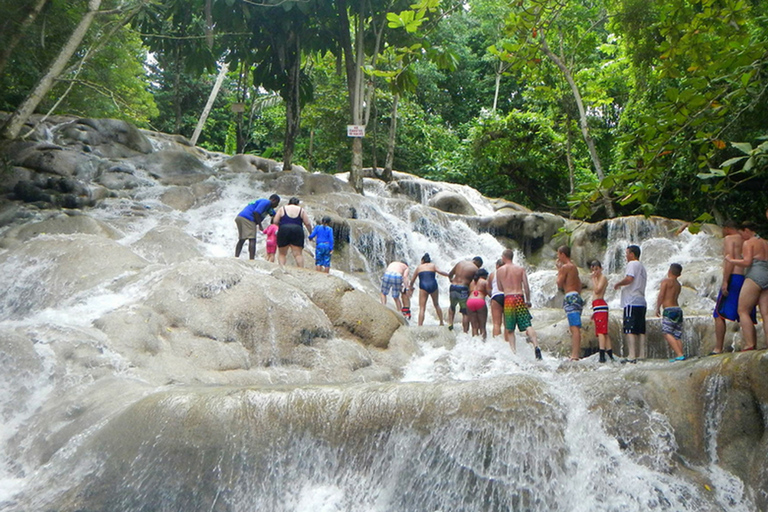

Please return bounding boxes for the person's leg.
[266,251,275,263]
[638,333,647,360]
[713,316,726,353]
[248,239,256,260]
[626,334,637,360]
[664,333,684,358]
[430,290,444,325]
[418,290,428,325]
[461,310,470,333]
[290,245,304,267]
[569,325,581,360]
[478,306,488,339]
[491,299,502,337]
[236,239,246,258]
[394,296,402,311]
[737,280,761,349]
[278,246,289,266]
[505,328,516,353]
[758,289,768,348]
[468,309,479,336]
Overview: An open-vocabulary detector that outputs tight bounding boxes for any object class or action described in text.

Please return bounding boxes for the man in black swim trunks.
[447,256,483,333]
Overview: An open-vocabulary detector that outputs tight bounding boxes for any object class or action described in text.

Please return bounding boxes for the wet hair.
[496,258,503,268]
[627,245,641,259]
[669,263,682,276]
[321,216,331,225]
[421,253,432,263]
[269,194,281,203]
[723,219,738,229]
[474,268,489,281]
[502,249,514,261]
[288,197,300,205]
[558,245,571,258]
[472,256,483,267]
[589,259,602,269]
[740,220,758,231]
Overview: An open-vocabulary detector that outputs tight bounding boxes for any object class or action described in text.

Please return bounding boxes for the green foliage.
[459,110,568,210]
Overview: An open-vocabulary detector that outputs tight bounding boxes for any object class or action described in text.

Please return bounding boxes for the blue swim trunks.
[714,274,756,323]
[315,243,332,268]
[563,292,584,327]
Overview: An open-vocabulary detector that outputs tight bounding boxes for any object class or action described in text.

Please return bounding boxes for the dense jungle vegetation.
[1,0,767,225]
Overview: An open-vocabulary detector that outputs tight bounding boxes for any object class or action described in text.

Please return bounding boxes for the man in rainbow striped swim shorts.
[496,249,542,360]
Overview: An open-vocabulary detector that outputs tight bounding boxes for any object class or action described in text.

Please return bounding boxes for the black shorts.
[623,305,647,334]
[277,224,305,248]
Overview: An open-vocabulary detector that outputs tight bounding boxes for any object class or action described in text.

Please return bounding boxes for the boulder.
[427,190,477,216]
[53,118,154,156]
[0,234,148,320]
[130,150,210,181]
[131,225,205,265]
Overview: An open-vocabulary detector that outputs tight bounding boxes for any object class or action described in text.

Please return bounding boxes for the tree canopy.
[2,0,767,225]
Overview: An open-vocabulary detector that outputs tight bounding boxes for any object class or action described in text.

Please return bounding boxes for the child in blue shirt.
[308,216,334,273]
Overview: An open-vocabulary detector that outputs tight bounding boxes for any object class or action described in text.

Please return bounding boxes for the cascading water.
[0,130,760,511]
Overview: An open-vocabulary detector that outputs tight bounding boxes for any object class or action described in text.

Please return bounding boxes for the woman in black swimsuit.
[409,253,449,326]
[272,197,313,267]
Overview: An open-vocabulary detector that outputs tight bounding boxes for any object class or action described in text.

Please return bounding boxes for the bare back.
[724,233,745,276]
[497,262,528,298]
[557,262,581,294]
[744,236,768,264]
[450,260,479,286]
[657,277,681,309]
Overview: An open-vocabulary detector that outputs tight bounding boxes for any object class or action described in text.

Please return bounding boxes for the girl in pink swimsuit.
[467,268,489,339]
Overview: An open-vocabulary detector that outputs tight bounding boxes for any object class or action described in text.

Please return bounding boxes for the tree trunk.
[282,31,302,172]
[382,93,398,183]
[2,0,102,140]
[540,36,615,217]
[0,0,48,77]
[565,117,575,195]
[335,0,364,193]
[190,60,229,147]
[492,68,501,114]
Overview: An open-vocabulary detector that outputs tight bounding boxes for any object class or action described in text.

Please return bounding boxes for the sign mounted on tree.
[347,125,365,138]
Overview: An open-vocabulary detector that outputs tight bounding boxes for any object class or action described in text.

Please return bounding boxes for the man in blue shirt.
[308,216,334,273]
[235,194,280,259]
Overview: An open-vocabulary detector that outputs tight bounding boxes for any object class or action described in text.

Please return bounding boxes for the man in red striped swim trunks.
[590,260,614,362]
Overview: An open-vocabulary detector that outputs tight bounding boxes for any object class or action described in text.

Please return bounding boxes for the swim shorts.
[622,305,646,335]
[235,216,258,239]
[504,294,532,332]
[563,291,584,327]
[714,274,756,322]
[449,284,469,314]
[592,298,609,335]
[315,243,332,267]
[491,294,504,306]
[381,272,403,298]
[662,307,683,340]
[277,224,305,248]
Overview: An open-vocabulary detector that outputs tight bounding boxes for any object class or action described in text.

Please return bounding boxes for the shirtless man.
[726,221,768,351]
[712,220,753,354]
[496,249,542,359]
[655,263,685,361]
[556,246,583,361]
[381,261,410,316]
[590,260,613,362]
[447,256,483,332]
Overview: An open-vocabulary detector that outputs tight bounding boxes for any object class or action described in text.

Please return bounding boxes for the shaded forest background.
[1,0,767,225]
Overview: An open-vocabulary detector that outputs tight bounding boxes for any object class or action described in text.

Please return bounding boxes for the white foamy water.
[0,140,754,511]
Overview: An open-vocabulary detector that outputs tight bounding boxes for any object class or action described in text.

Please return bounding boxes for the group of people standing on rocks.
[235,195,334,273]
[381,243,695,363]
[237,195,768,360]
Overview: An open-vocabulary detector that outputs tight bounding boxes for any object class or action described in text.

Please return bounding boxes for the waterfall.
[0,131,760,511]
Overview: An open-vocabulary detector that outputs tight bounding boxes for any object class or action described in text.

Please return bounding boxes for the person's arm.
[272,207,284,224]
[308,226,317,241]
[436,268,449,277]
[613,274,634,290]
[301,209,312,232]
[522,271,531,306]
[409,266,420,288]
[328,228,334,252]
[655,280,667,317]
[497,269,505,294]
[486,272,495,295]
[556,266,566,292]
[727,240,753,268]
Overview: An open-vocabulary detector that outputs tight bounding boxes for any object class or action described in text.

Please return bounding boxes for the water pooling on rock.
[0,116,766,511]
